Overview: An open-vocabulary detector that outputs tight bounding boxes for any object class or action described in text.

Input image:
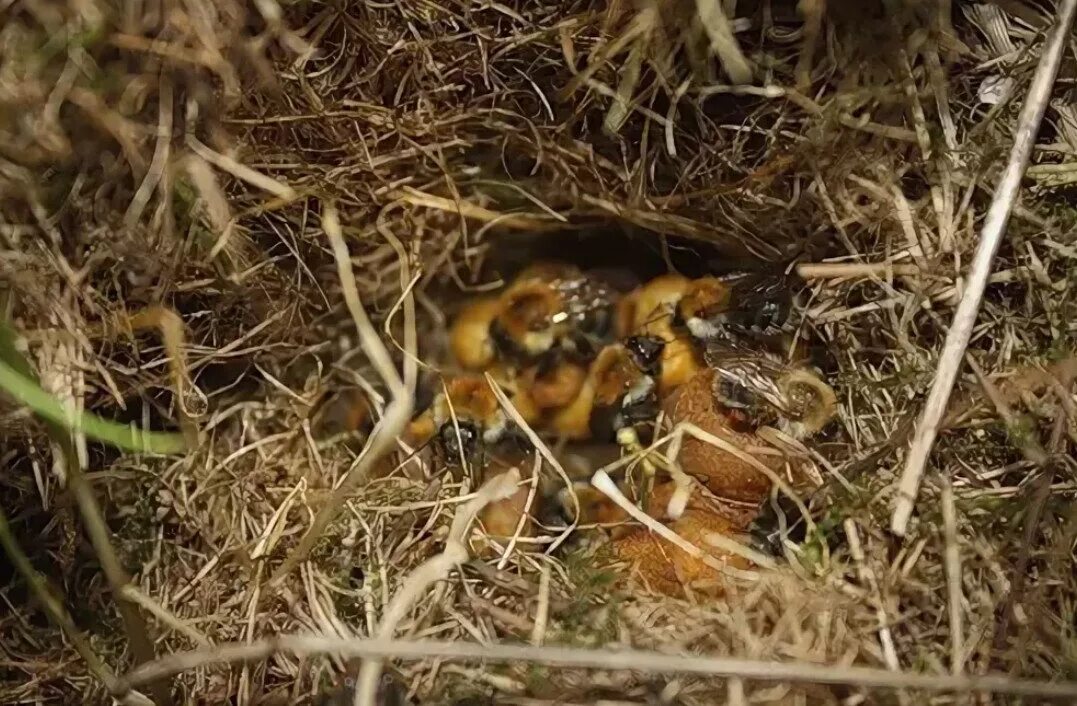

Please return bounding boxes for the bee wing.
[552,275,618,352]
[703,341,791,414]
[722,271,797,336]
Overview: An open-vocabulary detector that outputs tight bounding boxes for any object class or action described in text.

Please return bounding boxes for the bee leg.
[614,424,696,520]
[622,425,655,511]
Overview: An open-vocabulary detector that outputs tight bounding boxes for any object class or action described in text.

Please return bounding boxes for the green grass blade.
[0,323,185,455]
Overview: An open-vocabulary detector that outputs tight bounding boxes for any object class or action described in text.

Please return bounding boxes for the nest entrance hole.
[478,223,778,290]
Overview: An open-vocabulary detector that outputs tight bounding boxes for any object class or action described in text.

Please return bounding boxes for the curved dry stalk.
[272,202,412,582]
[494,453,542,570]
[117,634,1077,700]
[376,201,420,398]
[120,306,201,448]
[353,470,522,706]
[694,0,753,84]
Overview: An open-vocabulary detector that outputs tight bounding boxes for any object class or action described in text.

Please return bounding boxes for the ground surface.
[2,1,1077,704]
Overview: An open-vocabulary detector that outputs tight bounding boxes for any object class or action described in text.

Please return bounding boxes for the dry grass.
[2,0,1077,704]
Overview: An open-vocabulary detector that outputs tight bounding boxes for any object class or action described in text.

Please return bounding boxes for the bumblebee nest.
[2,0,1077,704]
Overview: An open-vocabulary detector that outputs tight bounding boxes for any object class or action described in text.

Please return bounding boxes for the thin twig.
[796,262,921,279]
[272,203,412,581]
[117,635,1077,699]
[354,470,521,706]
[694,0,753,84]
[891,0,1077,536]
[376,202,419,399]
[940,479,964,675]
[591,470,768,576]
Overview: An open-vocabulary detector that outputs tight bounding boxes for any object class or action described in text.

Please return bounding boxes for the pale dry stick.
[395,186,553,230]
[560,6,652,98]
[784,90,919,143]
[694,0,753,84]
[437,378,476,480]
[896,43,950,238]
[892,0,1077,536]
[940,478,965,675]
[664,79,691,157]
[120,585,212,648]
[119,634,1077,699]
[811,173,863,260]
[844,519,901,680]
[121,306,201,448]
[468,180,567,224]
[353,470,522,706]
[125,77,172,226]
[376,203,419,398]
[890,187,932,268]
[470,596,535,635]
[602,42,643,134]
[922,47,959,255]
[188,156,239,263]
[272,203,412,582]
[794,0,823,92]
[495,453,543,570]
[591,470,769,575]
[586,76,668,128]
[727,676,746,706]
[531,565,551,647]
[796,262,921,279]
[186,135,296,199]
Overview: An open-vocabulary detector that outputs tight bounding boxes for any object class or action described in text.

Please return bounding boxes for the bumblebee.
[615,273,692,337]
[670,277,734,340]
[549,342,660,442]
[519,359,588,411]
[623,335,665,377]
[406,375,512,465]
[631,312,704,394]
[449,296,503,370]
[490,263,618,363]
[701,339,836,440]
[616,275,734,394]
[677,269,799,345]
